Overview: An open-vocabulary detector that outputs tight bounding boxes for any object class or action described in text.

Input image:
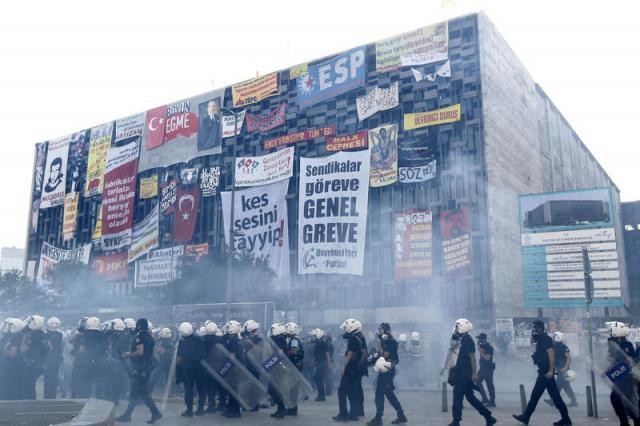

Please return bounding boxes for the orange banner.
[231,73,279,107]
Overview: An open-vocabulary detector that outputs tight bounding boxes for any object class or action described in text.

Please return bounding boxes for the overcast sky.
[0,0,638,250]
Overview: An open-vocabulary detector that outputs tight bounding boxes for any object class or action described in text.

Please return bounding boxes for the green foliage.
[0,269,46,309]
[45,261,111,308]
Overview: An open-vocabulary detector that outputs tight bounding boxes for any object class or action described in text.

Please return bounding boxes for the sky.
[0,0,638,250]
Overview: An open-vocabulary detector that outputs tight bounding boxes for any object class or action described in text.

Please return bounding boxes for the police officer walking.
[115,318,162,424]
[44,317,64,399]
[513,320,572,425]
[367,323,407,426]
[606,321,639,426]
[545,331,577,408]
[175,322,206,417]
[333,318,365,422]
[475,333,496,407]
[449,319,496,426]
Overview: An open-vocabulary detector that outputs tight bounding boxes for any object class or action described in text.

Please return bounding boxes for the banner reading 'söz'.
[298,149,370,275]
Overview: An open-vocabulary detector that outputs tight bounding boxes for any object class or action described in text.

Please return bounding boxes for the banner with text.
[128,204,160,263]
[40,135,70,208]
[221,180,291,288]
[232,73,279,107]
[404,104,460,131]
[37,242,91,284]
[326,131,368,152]
[298,149,370,275]
[84,122,113,197]
[222,110,246,138]
[376,22,448,72]
[440,207,472,275]
[139,175,158,199]
[62,193,79,241]
[356,82,399,121]
[93,252,129,281]
[235,147,294,187]
[394,211,433,280]
[115,112,146,143]
[246,103,286,133]
[135,246,183,288]
[32,142,47,200]
[369,124,398,187]
[263,125,336,150]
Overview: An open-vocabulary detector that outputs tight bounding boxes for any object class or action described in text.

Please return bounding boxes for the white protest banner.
[221,180,290,288]
[40,135,71,208]
[298,149,370,275]
[115,112,146,142]
[235,147,294,187]
[411,60,451,82]
[128,204,159,263]
[37,242,92,284]
[135,245,182,288]
[399,159,437,183]
[356,82,399,121]
[222,110,246,138]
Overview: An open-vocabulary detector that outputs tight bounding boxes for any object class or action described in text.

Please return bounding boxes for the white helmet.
[269,323,286,337]
[196,326,206,337]
[27,315,45,331]
[147,321,153,331]
[2,318,25,334]
[111,318,126,332]
[553,331,565,342]
[309,328,325,339]
[158,328,172,339]
[244,320,260,333]
[398,333,408,342]
[284,322,299,336]
[564,369,576,382]
[85,317,101,331]
[374,356,392,373]
[101,320,113,331]
[609,321,630,338]
[178,322,193,337]
[47,317,61,330]
[455,318,473,334]
[340,318,361,334]
[223,320,243,335]
[204,321,219,336]
[123,318,136,330]
[410,331,420,341]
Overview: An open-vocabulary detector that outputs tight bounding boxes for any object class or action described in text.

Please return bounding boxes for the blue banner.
[296,47,366,109]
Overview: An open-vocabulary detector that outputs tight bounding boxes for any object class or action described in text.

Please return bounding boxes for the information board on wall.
[520,188,623,308]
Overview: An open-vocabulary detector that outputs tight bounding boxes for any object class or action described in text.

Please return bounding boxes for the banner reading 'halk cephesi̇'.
[100,141,139,250]
[221,180,291,288]
[298,149,370,275]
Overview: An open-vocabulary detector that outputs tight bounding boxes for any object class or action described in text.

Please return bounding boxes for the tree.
[45,261,111,309]
[0,270,47,310]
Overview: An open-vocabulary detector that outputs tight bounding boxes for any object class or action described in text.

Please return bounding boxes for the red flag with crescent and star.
[145,105,167,150]
[173,184,200,242]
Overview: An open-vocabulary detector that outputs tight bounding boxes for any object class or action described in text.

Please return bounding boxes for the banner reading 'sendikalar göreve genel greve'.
[298,149,370,275]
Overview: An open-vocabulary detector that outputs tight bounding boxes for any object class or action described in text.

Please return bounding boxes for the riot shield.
[244,336,314,409]
[201,343,268,410]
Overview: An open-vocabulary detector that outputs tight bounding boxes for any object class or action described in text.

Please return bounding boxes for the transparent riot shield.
[244,336,314,409]
[201,343,268,410]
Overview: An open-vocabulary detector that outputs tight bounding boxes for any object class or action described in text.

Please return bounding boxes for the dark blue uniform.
[44,330,64,399]
[177,334,206,415]
[373,335,405,422]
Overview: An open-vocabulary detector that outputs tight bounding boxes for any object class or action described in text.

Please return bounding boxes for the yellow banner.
[376,22,448,72]
[92,205,102,241]
[404,104,461,130]
[289,63,308,79]
[231,72,279,107]
[139,175,158,199]
[62,193,79,241]
[84,130,112,196]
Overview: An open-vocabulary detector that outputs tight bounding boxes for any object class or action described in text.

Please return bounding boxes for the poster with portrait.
[32,142,48,200]
[440,207,472,275]
[368,124,398,187]
[40,135,70,209]
[394,210,433,280]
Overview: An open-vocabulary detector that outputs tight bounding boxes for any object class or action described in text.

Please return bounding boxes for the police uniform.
[22,329,50,399]
[553,341,577,406]
[221,333,242,417]
[202,334,221,412]
[476,338,496,406]
[150,337,176,399]
[177,334,206,416]
[3,332,25,400]
[269,334,288,418]
[371,334,406,424]
[609,337,638,425]
[353,330,367,416]
[286,334,304,415]
[313,337,330,401]
[335,332,364,421]
[44,329,64,399]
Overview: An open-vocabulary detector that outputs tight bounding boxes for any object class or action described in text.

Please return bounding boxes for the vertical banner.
[160,178,178,214]
[128,204,160,263]
[68,131,88,194]
[37,242,92,284]
[32,142,48,200]
[200,165,222,197]
[92,204,102,243]
[394,211,433,280]
[40,135,70,209]
[222,110,246,138]
[62,193,79,241]
[221,180,291,288]
[173,185,200,243]
[84,122,114,197]
[298,149,370,275]
[398,129,439,184]
[369,124,398,187]
[100,141,140,250]
[440,207,472,275]
[495,318,516,354]
[144,105,167,150]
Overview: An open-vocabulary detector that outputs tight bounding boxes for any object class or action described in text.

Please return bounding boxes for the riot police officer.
[333,318,366,422]
[367,323,407,426]
[513,320,572,425]
[407,331,425,386]
[241,320,263,412]
[475,333,496,407]
[269,323,289,418]
[310,328,331,401]
[2,318,26,400]
[22,315,50,399]
[176,322,206,417]
[150,327,175,398]
[221,320,243,418]
[545,331,577,408]
[44,317,64,399]
[606,321,638,426]
[285,322,304,416]
[115,318,162,424]
[103,319,127,404]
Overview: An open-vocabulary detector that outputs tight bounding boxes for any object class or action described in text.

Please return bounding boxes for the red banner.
[394,211,432,280]
[440,207,472,275]
[246,103,286,133]
[263,125,336,150]
[173,185,200,242]
[186,243,209,260]
[326,131,368,152]
[93,252,129,281]
[145,105,167,150]
[165,100,198,143]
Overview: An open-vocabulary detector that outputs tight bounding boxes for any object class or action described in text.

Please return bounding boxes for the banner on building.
[62,193,79,241]
[200,165,221,197]
[394,210,433,280]
[235,147,294,187]
[30,200,40,234]
[326,131,368,152]
[92,205,102,242]
[356,82,399,121]
[180,168,199,186]
[398,129,438,184]
[68,131,88,194]
[376,22,448,72]
[160,178,178,214]
[115,112,146,142]
[84,123,113,197]
[139,175,158,199]
[246,103,286,133]
[139,90,224,171]
[411,59,451,82]
[32,142,48,199]
[495,318,516,354]
[289,63,308,79]
[40,135,70,209]
[93,252,129,281]
[404,104,461,131]
[369,124,398,187]
[297,47,366,109]
[128,205,160,263]
[173,185,200,242]
[399,159,437,183]
[101,141,139,250]
[135,255,181,289]
[186,243,209,260]
[26,261,36,280]
[440,207,472,275]
[298,149,370,275]
[263,126,336,150]
[232,73,279,107]
[37,242,91,284]
[222,180,290,288]
[222,110,246,138]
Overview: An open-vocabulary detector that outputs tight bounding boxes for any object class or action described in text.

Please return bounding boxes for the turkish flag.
[173,185,200,242]
[145,105,167,150]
